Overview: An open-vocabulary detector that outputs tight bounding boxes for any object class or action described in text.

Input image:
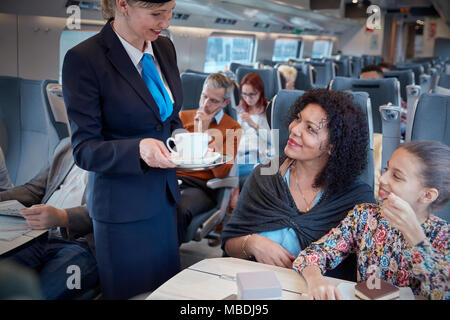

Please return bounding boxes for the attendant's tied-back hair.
[101,0,166,20]
[286,89,370,197]
[400,140,450,212]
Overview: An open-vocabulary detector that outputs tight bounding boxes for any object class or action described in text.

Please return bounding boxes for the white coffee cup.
[166,132,209,160]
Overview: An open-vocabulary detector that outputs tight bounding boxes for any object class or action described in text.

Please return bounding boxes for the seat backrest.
[0,76,60,186]
[184,69,210,76]
[383,69,415,102]
[373,55,382,66]
[406,93,450,145]
[310,61,335,88]
[362,55,373,67]
[180,72,207,111]
[235,67,281,101]
[179,72,237,119]
[42,80,70,139]
[396,64,424,85]
[406,93,450,221]
[270,89,305,159]
[292,63,315,91]
[330,76,400,134]
[270,89,374,189]
[351,56,362,78]
[229,62,253,75]
[437,73,450,89]
[332,57,351,77]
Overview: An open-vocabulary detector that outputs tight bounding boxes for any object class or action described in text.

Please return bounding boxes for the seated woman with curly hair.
[221,89,376,279]
[293,140,449,300]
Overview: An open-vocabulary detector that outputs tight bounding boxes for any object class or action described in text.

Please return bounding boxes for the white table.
[147,257,353,300]
[0,229,47,256]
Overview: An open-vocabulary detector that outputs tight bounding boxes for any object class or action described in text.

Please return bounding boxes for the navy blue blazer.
[62,20,183,223]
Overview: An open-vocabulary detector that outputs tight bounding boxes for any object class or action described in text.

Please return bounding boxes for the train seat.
[42,80,71,139]
[0,76,60,186]
[383,70,415,102]
[330,77,400,134]
[351,56,362,78]
[228,62,253,75]
[405,93,450,221]
[310,60,335,89]
[292,63,315,91]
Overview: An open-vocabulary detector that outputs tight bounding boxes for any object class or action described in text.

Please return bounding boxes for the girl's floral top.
[292,203,449,300]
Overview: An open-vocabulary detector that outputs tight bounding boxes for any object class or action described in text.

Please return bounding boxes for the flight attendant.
[62,0,182,299]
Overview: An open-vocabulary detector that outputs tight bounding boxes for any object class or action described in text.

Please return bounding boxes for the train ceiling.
[0,0,448,34]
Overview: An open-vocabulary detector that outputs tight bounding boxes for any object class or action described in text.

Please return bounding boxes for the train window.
[204,35,255,73]
[311,40,333,58]
[272,39,302,61]
[59,30,98,82]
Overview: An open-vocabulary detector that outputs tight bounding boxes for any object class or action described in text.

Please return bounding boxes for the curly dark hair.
[285,88,370,197]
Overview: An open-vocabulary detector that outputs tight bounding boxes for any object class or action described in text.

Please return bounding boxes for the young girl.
[294,141,449,300]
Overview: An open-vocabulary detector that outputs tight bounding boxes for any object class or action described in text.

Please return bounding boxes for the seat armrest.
[379,103,402,173]
[207,177,239,189]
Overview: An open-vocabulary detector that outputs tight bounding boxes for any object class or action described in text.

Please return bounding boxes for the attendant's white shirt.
[113,26,174,103]
[46,165,88,237]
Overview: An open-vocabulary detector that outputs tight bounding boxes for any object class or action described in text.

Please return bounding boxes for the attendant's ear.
[116,0,129,14]
[420,188,439,204]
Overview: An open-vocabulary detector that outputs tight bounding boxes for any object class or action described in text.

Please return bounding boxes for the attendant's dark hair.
[286,89,369,197]
[400,141,450,212]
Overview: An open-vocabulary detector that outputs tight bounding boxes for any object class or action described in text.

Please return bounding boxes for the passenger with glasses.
[236,73,274,179]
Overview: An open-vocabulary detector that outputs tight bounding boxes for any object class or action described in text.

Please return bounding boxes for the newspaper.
[0,200,31,240]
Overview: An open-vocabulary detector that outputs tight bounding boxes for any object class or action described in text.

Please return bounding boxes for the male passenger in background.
[359,64,384,79]
[0,147,13,191]
[0,137,98,300]
[176,73,241,245]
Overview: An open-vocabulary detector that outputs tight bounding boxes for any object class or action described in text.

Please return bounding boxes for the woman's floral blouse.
[293,203,449,300]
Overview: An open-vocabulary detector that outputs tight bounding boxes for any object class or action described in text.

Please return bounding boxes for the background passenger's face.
[199,86,227,116]
[378,148,426,211]
[241,84,260,108]
[126,0,175,42]
[284,103,330,162]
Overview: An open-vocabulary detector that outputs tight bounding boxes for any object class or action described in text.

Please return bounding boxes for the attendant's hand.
[302,266,342,300]
[20,204,68,230]
[240,112,258,130]
[246,234,296,268]
[139,138,176,168]
[194,110,214,132]
[381,192,426,246]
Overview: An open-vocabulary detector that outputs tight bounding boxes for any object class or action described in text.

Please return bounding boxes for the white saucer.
[170,151,221,167]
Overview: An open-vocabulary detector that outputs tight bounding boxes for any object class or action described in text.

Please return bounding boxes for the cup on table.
[166,132,209,160]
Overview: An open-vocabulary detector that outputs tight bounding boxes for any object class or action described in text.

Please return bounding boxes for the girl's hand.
[302,266,343,300]
[382,192,426,246]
